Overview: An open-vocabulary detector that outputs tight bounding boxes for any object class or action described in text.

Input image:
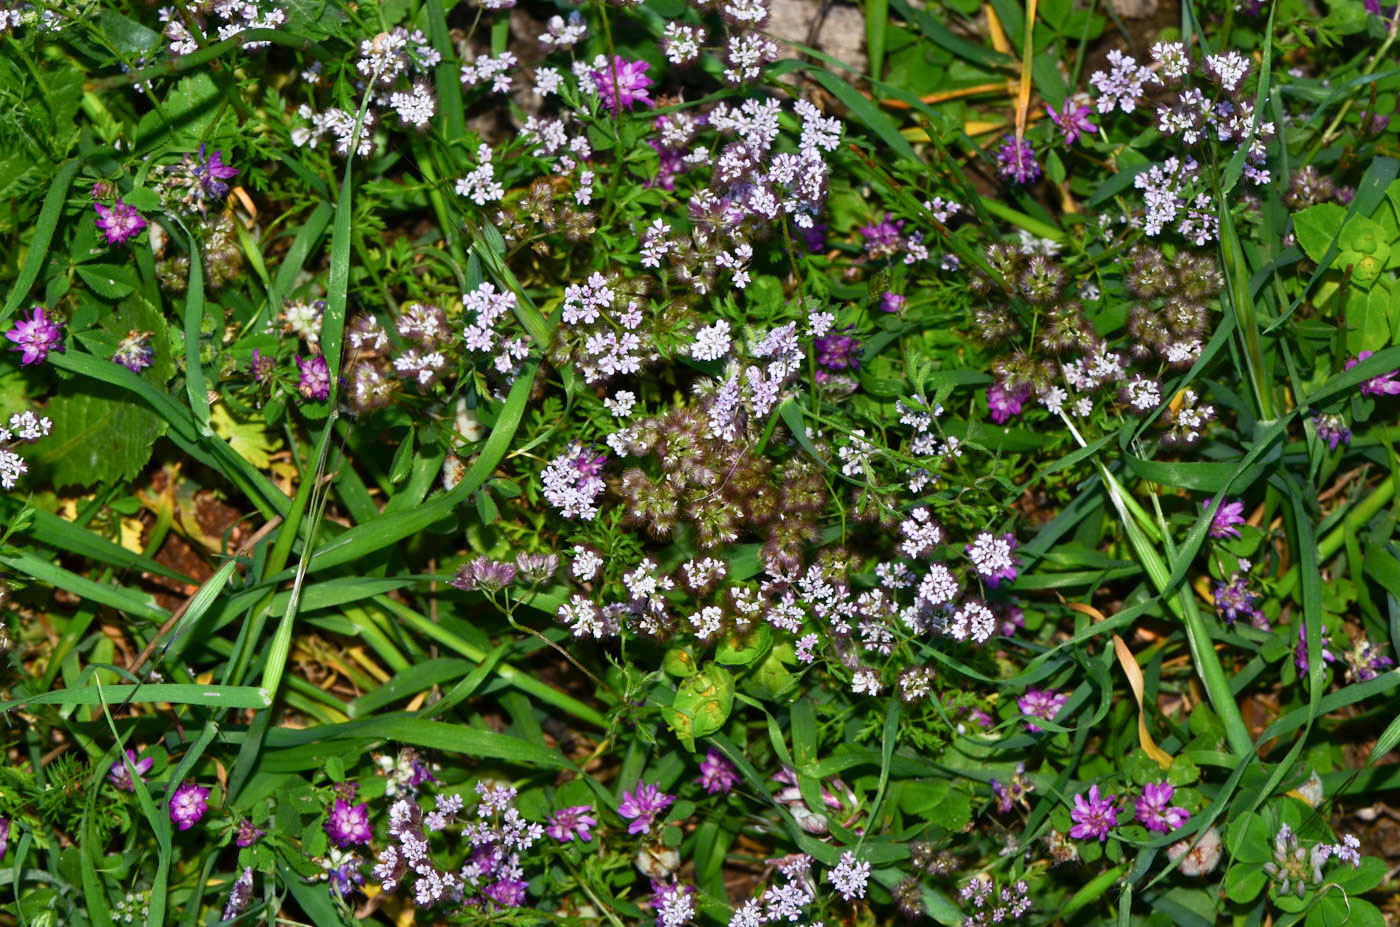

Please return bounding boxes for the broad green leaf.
[1292,203,1347,265]
[33,386,167,489]
[210,402,278,469]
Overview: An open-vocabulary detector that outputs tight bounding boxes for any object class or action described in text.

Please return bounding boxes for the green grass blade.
[2,157,83,323]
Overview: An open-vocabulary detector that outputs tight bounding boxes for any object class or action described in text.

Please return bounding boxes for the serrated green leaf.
[75,263,138,300]
[33,386,166,488]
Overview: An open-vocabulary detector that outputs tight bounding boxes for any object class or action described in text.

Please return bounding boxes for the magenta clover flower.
[94,200,147,246]
[1069,784,1117,842]
[1204,497,1247,539]
[6,306,64,366]
[108,749,154,791]
[987,381,1032,424]
[1047,99,1097,146]
[593,56,654,114]
[1134,781,1190,833]
[1017,688,1067,733]
[169,781,210,831]
[695,748,740,795]
[296,354,331,400]
[325,798,373,847]
[546,804,597,843]
[617,781,674,835]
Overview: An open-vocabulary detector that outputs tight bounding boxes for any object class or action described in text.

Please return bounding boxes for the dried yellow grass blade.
[1113,633,1174,770]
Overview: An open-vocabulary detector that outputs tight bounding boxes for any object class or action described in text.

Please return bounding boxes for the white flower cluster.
[1,410,52,491]
[454,143,504,205]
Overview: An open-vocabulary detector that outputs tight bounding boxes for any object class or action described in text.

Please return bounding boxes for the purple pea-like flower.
[859,214,904,257]
[695,749,740,795]
[113,330,155,373]
[169,781,210,831]
[1069,784,1117,842]
[109,749,155,791]
[1134,781,1190,833]
[814,331,861,372]
[617,781,674,835]
[235,818,264,847]
[193,145,239,200]
[94,200,147,246]
[593,56,654,114]
[546,804,597,843]
[297,354,331,400]
[6,306,64,366]
[325,798,373,847]
[1345,350,1400,398]
[484,878,528,907]
[1047,100,1097,146]
[995,135,1041,184]
[1205,497,1247,539]
[879,291,906,314]
[0,817,9,857]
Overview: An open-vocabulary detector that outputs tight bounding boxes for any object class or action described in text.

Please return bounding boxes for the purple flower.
[113,330,155,373]
[6,306,64,365]
[484,878,528,907]
[297,354,331,400]
[1134,781,1190,833]
[879,291,906,314]
[450,556,518,593]
[1213,575,1268,630]
[1069,784,1117,842]
[193,145,239,200]
[593,56,654,113]
[0,817,8,857]
[546,804,597,843]
[859,214,904,258]
[617,781,674,835]
[1205,497,1247,539]
[94,200,147,246]
[646,139,687,190]
[249,348,275,382]
[695,749,740,795]
[108,749,154,791]
[986,381,1031,424]
[325,851,364,898]
[222,866,254,921]
[1017,688,1067,733]
[990,764,1031,814]
[1295,622,1337,675]
[814,331,861,372]
[1313,413,1351,451]
[325,798,372,847]
[1345,350,1400,398]
[1047,100,1097,146]
[235,818,264,847]
[169,781,209,831]
[995,135,1041,184]
[1344,636,1395,683]
[802,223,828,253]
